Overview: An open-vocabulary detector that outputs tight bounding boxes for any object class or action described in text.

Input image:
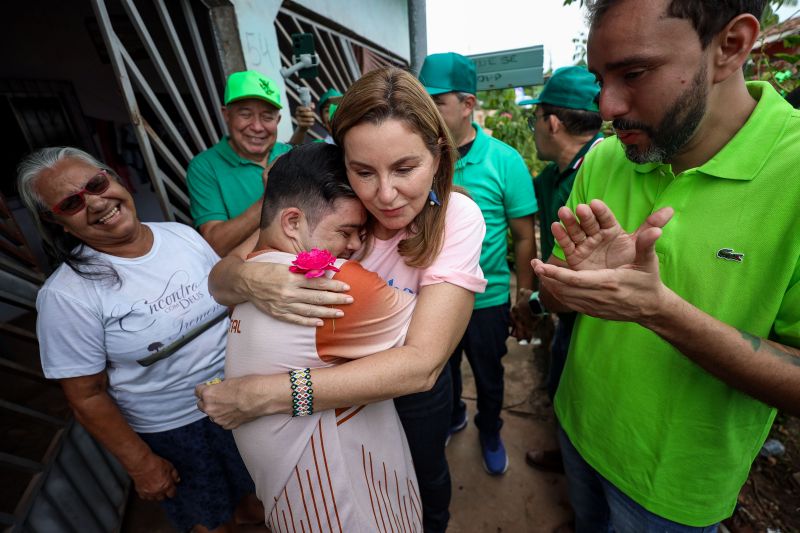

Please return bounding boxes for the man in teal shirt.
[517,66,602,472]
[420,52,537,476]
[532,0,800,529]
[187,71,292,256]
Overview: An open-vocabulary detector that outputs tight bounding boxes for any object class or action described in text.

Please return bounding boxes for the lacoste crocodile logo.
[716,248,744,262]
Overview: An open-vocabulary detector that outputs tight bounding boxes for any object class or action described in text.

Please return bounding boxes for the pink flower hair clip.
[289,248,340,278]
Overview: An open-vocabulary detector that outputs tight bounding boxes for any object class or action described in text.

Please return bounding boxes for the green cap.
[224,70,282,109]
[419,52,477,95]
[319,88,343,110]
[519,66,600,112]
[327,103,338,122]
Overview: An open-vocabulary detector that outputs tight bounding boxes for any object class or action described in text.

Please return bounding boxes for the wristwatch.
[528,290,549,317]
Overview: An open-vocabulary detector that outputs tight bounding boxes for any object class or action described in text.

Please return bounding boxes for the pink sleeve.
[420,193,487,293]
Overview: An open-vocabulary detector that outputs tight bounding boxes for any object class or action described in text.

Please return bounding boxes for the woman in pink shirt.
[197,67,487,532]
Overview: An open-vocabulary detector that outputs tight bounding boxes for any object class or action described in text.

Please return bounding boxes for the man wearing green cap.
[419,52,538,479]
[515,66,603,474]
[187,70,292,256]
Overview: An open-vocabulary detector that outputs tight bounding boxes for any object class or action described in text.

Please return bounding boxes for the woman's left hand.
[209,257,353,326]
[196,375,287,429]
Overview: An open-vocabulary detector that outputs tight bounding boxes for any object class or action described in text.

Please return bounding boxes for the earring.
[428,189,441,206]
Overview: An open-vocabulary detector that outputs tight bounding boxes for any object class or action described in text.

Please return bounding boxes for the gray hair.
[17,147,121,283]
[17,147,109,213]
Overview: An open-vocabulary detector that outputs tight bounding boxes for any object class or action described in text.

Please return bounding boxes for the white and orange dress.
[225,251,422,533]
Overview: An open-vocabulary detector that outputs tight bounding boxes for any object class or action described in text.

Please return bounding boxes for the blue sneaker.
[479,431,508,475]
[445,408,468,446]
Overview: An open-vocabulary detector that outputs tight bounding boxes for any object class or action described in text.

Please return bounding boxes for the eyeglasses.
[527,112,551,134]
[49,169,111,215]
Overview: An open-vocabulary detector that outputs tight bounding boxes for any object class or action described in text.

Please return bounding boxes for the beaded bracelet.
[289,368,314,417]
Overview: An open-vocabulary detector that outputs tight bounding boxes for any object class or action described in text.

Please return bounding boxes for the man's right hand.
[129,453,180,501]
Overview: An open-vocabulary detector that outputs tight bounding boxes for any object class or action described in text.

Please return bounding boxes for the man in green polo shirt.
[419,52,537,476]
[187,70,293,256]
[516,66,602,473]
[531,0,800,530]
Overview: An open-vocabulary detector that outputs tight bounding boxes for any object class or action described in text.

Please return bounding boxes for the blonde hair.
[332,67,459,268]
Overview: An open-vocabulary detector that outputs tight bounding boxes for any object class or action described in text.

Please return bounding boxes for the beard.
[613,63,708,164]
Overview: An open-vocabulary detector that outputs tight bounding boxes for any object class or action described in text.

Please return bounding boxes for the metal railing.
[275,4,409,140]
[90,0,229,225]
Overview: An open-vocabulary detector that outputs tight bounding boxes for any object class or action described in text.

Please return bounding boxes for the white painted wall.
[229,0,411,142]
[228,0,295,141]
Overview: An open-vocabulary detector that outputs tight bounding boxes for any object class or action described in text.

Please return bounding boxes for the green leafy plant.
[478,88,548,175]
[750,32,800,97]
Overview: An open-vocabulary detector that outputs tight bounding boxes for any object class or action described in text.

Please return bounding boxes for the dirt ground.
[726,414,800,533]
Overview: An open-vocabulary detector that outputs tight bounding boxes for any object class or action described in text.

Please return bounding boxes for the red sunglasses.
[49,170,112,216]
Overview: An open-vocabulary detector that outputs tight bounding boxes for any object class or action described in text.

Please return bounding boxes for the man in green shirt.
[516,66,602,472]
[419,52,537,476]
[532,0,800,529]
[187,71,293,256]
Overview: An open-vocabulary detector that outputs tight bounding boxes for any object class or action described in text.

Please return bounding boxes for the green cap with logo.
[419,52,477,96]
[519,66,599,112]
[319,88,343,110]
[224,70,282,109]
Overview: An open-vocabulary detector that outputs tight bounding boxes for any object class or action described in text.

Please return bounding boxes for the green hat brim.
[424,85,453,96]
[227,94,282,110]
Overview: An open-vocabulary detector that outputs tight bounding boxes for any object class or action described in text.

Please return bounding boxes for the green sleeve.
[187,154,229,227]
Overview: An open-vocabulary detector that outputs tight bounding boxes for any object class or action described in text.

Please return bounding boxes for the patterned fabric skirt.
[139,416,256,532]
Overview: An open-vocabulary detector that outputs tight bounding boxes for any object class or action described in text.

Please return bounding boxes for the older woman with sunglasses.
[17,147,265,533]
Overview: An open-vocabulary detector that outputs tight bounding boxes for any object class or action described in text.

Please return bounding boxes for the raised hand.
[294,104,316,130]
[532,200,674,324]
[553,199,674,271]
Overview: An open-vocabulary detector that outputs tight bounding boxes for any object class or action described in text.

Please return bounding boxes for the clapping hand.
[531,200,675,324]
